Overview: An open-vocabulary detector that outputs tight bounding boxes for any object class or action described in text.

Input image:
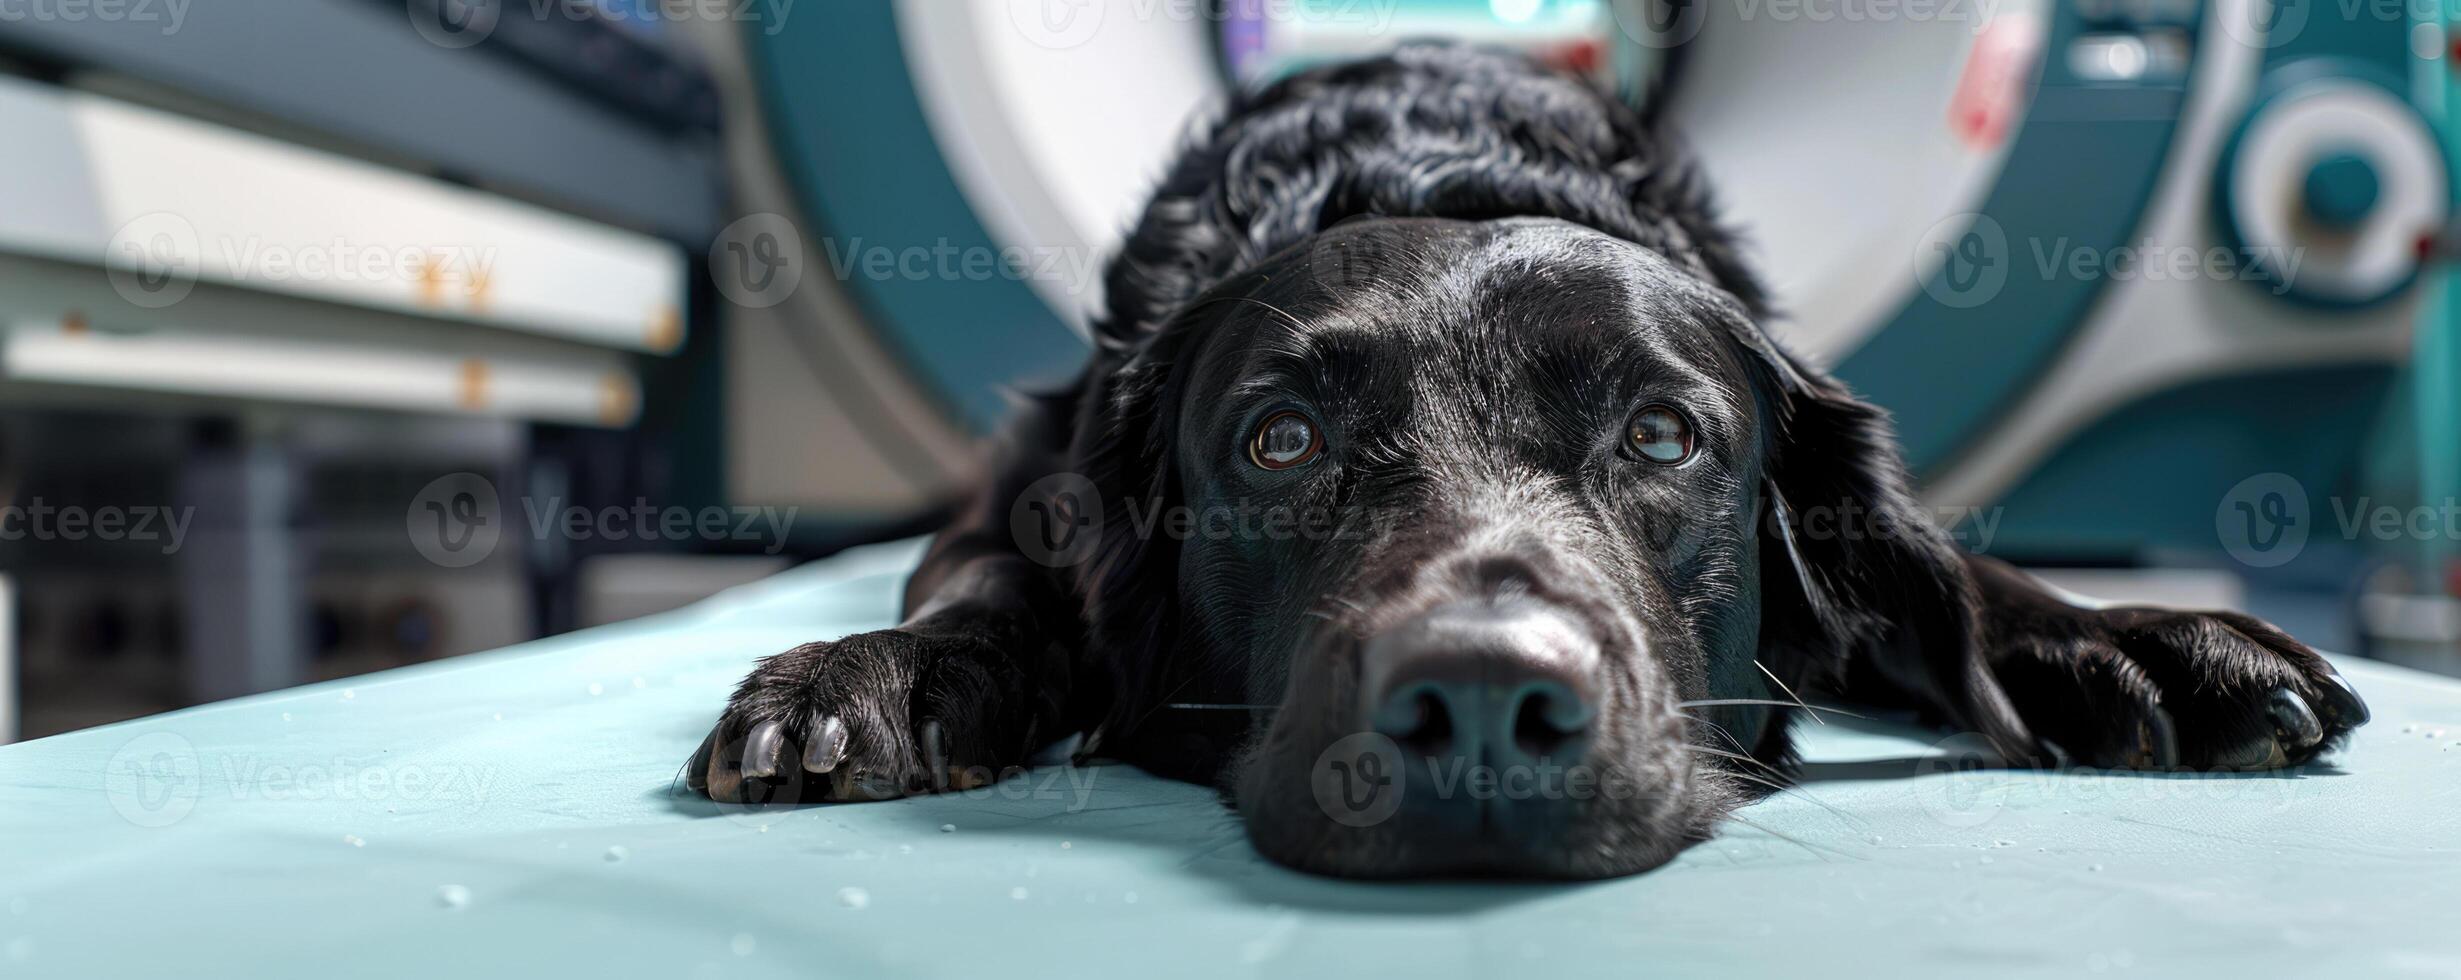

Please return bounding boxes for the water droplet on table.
[939,824,956,834]
[605,846,629,863]
[437,885,471,910]
[838,887,870,909]
[1009,886,1030,901]
[730,933,757,957]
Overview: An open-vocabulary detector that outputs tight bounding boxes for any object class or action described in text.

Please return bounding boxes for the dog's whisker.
[1321,595,1370,619]
[1674,710,1755,757]
[1678,698,1870,720]
[1684,743,1786,777]
[1683,714,1762,758]
[1718,769,1804,797]
[1115,671,1212,735]
[1704,763,1868,830]
[1722,814,1857,862]
[1216,294,1312,336]
[1753,659,1822,726]
[1165,703,1278,711]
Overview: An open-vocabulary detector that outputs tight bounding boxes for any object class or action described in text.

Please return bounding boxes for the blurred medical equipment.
[0,1,720,735]
[741,0,2457,668]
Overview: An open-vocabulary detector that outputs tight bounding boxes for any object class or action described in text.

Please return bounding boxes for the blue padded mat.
[3,540,2458,979]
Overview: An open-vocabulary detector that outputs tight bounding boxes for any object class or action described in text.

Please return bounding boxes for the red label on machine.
[1949,16,2044,151]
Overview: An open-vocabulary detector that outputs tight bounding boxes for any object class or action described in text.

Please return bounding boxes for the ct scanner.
[733,0,2458,577]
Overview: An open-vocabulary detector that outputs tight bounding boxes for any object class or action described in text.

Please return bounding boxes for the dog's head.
[1069,215,1969,878]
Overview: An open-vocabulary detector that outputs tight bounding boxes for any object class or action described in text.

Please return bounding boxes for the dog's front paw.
[1992,607,2369,771]
[685,628,1043,804]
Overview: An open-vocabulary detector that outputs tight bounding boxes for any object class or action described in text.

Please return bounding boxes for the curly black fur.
[1093,43,1767,349]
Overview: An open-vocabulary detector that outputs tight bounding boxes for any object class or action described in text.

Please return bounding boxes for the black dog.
[688,44,2368,878]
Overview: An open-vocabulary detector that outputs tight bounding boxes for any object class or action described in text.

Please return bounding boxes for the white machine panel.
[0,75,689,354]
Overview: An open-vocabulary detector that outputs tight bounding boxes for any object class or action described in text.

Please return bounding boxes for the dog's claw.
[804,715,848,774]
[2209,730,2285,770]
[2319,671,2370,727]
[923,720,950,792]
[2267,687,2324,749]
[704,733,744,801]
[2144,705,2181,769]
[741,719,785,779]
[684,728,717,794]
[692,630,1037,806]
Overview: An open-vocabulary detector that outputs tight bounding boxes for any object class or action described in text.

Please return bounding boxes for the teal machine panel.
[1863,0,2455,564]
[1836,0,2200,474]
[746,3,1087,431]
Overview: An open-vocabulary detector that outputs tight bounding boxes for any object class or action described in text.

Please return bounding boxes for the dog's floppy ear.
[1064,296,1237,771]
[1741,335,2036,758]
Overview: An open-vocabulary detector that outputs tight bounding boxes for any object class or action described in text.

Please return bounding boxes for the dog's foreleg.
[1957,555,2366,770]
[687,382,1089,803]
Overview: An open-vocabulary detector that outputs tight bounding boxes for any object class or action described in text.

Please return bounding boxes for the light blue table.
[4,541,2458,979]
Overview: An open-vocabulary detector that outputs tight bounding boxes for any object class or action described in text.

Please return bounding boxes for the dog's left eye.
[1249,410,1324,470]
[1626,404,1695,465]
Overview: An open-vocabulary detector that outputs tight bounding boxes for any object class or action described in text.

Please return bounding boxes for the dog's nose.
[1363,599,1600,774]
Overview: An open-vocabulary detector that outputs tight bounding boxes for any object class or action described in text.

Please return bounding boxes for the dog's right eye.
[1249,410,1324,471]
[1626,404,1696,466]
